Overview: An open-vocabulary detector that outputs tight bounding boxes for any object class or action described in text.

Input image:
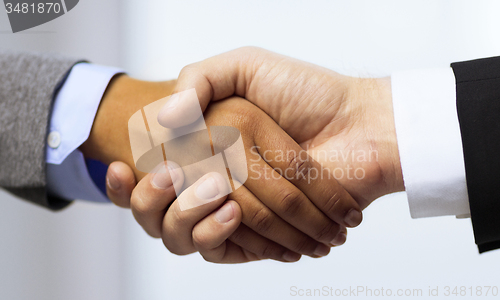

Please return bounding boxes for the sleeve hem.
[391,67,470,218]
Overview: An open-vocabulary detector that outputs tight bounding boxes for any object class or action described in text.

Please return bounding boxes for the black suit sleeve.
[452,56,500,253]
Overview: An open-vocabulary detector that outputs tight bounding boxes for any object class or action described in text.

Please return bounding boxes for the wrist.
[80,75,176,180]
[372,77,404,195]
[346,77,404,200]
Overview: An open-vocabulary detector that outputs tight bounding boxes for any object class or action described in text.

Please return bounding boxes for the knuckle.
[179,63,197,75]
[234,46,254,55]
[278,190,305,217]
[238,46,254,52]
[285,151,313,181]
[313,221,339,243]
[162,238,189,256]
[249,207,275,234]
[161,208,189,246]
[228,227,246,245]
[323,192,343,215]
[237,46,263,54]
[161,219,173,239]
[130,190,152,216]
[192,230,211,252]
[169,204,190,229]
[293,237,316,254]
[257,244,281,260]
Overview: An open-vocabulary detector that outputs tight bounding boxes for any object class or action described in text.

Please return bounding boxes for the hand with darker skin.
[81,76,361,263]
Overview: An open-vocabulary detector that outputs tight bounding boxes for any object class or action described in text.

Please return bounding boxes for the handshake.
[80,47,404,263]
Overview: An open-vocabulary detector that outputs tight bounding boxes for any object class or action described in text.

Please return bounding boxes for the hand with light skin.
[154,47,405,210]
[81,75,361,263]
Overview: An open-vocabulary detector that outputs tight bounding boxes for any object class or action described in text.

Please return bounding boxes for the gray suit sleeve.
[0,50,83,210]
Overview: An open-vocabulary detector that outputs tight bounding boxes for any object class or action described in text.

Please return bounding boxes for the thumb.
[106,161,137,208]
[157,47,262,128]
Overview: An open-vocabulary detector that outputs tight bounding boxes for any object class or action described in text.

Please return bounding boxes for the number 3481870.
[5,3,62,14]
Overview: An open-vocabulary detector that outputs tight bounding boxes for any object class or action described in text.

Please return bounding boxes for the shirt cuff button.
[48,131,61,149]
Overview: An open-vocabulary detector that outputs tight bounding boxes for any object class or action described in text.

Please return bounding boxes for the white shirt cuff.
[391,67,470,218]
[46,63,123,202]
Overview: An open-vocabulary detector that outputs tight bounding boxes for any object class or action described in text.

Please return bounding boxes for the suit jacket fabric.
[452,56,500,253]
[0,50,81,210]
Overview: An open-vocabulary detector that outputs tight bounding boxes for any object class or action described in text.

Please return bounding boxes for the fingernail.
[215,202,234,223]
[282,251,301,262]
[313,244,330,257]
[195,176,219,200]
[107,172,120,191]
[330,232,347,246]
[151,166,174,190]
[160,93,179,115]
[345,209,362,227]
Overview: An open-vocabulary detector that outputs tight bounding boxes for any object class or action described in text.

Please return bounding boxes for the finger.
[192,201,265,263]
[158,47,268,128]
[245,155,341,247]
[192,201,243,262]
[254,115,363,228]
[200,239,263,264]
[229,183,328,258]
[191,199,291,264]
[228,224,303,263]
[162,172,232,255]
[106,161,137,208]
[330,226,347,246]
[130,161,184,238]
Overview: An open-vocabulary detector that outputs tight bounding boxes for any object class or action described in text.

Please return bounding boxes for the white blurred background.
[1,1,499,299]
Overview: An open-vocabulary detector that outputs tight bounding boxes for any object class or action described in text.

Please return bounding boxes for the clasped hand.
[81,47,404,263]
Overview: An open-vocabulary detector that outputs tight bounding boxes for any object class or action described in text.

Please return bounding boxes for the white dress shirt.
[46,63,122,202]
[392,67,470,218]
[44,63,472,220]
